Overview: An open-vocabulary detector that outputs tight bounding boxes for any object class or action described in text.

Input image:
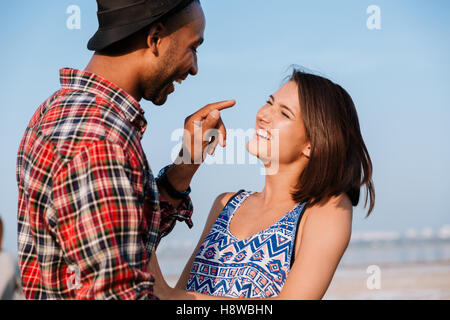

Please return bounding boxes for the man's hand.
[158,100,235,209]
[148,253,195,300]
[178,100,236,165]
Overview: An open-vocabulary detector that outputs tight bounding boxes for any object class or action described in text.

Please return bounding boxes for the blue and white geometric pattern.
[186,190,306,298]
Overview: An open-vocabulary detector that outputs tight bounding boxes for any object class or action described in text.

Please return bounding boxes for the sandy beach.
[164,260,450,300]
[324,261,450,300]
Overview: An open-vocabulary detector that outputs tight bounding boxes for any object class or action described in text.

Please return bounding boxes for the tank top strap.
[222,189,246,209]
[220,189,252,220]
[289,202,308,268]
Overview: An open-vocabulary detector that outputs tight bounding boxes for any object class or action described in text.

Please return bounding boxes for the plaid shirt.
[16,68,193,300]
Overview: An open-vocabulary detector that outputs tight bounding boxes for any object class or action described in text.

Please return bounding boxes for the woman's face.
[247,81,310,167]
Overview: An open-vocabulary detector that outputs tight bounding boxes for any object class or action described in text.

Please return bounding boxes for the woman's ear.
[302,143,311,159]
[146,22,164,57]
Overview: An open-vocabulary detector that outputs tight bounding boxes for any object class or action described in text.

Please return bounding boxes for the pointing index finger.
[200,100,236,117]
[211,99,236,111]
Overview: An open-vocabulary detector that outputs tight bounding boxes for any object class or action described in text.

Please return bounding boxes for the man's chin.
[147,83,174,106]
[152,97,167,106]
[143,93,169,106]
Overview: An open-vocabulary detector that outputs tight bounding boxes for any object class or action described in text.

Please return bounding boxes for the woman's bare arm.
[276,193,353,299]
[174,192,235,289]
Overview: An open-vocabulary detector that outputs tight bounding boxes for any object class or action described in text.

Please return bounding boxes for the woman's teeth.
[256,129,271,140]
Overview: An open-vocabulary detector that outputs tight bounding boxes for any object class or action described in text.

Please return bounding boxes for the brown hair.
[0,216,3,249]
[290,69,375,216]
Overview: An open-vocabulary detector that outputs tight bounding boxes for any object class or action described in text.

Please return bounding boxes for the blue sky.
[0,0,449,256]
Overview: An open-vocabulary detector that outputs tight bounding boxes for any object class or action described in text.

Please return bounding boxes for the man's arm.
[157,100,236,209]
[157,162,199,210]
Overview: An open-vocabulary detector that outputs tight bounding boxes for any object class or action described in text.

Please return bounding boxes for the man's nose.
[189,56,199,76]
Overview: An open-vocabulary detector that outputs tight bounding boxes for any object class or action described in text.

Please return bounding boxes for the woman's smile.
[255,128,271,141]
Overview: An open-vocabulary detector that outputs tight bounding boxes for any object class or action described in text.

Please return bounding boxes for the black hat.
[88,0,195,52]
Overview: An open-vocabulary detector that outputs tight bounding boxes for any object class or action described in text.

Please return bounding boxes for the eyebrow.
[269,95,295,117]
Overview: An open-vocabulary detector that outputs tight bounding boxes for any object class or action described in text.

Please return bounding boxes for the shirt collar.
[59,68,147,135]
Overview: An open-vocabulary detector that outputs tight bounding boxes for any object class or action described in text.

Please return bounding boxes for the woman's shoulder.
[300,193,353,235]
[307,193,353,216]
[215,191,238,206]
[293,193,353,262]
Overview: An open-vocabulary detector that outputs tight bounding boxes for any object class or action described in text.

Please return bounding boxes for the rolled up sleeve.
[157,192,194,241]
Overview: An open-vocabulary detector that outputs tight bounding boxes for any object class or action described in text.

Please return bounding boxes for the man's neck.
[85,54,142,102]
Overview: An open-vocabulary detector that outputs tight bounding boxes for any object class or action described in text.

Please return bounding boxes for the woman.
[150,69,375,299]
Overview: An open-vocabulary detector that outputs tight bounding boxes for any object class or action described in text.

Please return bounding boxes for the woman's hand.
[148,253,173,300]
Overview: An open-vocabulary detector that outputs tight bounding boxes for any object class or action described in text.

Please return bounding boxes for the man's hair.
[289,69,375,216]
[0,216,3,249]
[97,0,200,56]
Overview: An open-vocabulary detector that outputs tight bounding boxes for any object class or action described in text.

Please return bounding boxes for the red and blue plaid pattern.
[16,68,193,299]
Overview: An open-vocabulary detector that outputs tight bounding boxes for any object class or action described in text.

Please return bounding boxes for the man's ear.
[146,22,165,57]
[302,143,311,159]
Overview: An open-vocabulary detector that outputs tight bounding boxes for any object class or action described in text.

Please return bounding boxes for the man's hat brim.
[87,17,156,52]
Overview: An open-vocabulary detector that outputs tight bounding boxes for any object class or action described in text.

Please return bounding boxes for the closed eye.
[268,100,290,118]
[268,95,294,119]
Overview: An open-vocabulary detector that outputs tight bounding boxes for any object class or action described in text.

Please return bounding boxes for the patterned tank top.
[186,190,306,298]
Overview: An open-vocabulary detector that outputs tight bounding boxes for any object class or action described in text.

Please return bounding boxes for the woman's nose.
[257,104,272,124]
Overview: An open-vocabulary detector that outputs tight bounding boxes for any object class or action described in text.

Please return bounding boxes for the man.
[0,217,19,300]
[17,0,235,299]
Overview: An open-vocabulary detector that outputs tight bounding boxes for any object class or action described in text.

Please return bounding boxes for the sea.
[157,225,450,277]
